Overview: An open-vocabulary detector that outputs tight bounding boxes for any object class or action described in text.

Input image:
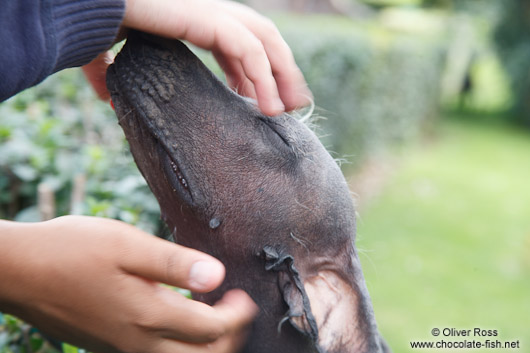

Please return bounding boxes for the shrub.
[0,69,162,234]
[275,14,446,168]
[493,0,530,127]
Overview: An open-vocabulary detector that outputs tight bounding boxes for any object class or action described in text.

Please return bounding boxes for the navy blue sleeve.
[0,0,124,102]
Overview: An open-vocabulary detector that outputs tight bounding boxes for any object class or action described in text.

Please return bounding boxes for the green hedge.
[0,70,162,233]
[494,0,530,127]
[275,15,446,168]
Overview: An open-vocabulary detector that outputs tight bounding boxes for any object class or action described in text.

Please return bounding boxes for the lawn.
[354,114,530,352]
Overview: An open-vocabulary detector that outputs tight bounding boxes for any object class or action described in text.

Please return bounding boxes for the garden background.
[1,0,529,352]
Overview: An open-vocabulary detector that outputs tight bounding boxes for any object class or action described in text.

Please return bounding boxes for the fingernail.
[266,99,284,116]
[189,261,222,291]
[298,85,313,100]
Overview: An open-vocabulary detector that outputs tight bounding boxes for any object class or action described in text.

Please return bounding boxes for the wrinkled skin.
[106,32,390,353]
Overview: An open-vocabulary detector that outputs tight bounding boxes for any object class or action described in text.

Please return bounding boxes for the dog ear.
[282,270,362,353]
[263,246,319,341]
[302,270,362,352]
[264,246,383,353]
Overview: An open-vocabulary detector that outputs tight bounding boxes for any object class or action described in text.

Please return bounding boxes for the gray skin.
[106,32,390,353]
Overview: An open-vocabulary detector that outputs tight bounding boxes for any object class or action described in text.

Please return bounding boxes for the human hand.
[0,216,257,353]
[83,0,312,116]
[83,51,114,101]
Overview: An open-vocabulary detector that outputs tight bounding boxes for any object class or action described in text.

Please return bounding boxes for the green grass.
[355,114,530,352]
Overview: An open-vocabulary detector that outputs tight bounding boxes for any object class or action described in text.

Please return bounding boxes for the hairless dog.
[107,32,390,353]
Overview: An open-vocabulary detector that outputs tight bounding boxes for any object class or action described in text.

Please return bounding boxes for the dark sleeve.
[0,0,124,102]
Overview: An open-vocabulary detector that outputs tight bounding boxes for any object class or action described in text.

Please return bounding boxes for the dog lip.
[159,142,194,205]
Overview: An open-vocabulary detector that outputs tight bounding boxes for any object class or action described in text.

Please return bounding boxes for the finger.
[152,329,248,353]
[220,2,313,111]
[157,332,248,353]
[207,16,284,116]
[82,51,115,101]
[236,36,285,116]
[213,51,257,100]
[198,12,285,115]
[271,62,312,112]
[208,289,258,352]
[213,289,259,333]
[151,288,258,344]
[122,0,288,115]
[241,27,311,111]
[119,233,225,292]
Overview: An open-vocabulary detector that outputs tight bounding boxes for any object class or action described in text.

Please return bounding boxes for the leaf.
[14,206,40,222]
[11,164,38,182]
[0,332,8,351]
[61,343,79,353]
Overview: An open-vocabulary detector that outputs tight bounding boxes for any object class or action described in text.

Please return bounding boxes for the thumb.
[82,51,114,101]
[118,228,226,292]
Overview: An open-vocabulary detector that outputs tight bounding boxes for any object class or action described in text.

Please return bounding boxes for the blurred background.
[1,0,529,352]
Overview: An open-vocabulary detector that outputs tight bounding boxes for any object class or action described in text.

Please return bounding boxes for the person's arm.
[0,216,258,353]
[0,0,311,114]
[85,0,313,116]
[0,0,124,102]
